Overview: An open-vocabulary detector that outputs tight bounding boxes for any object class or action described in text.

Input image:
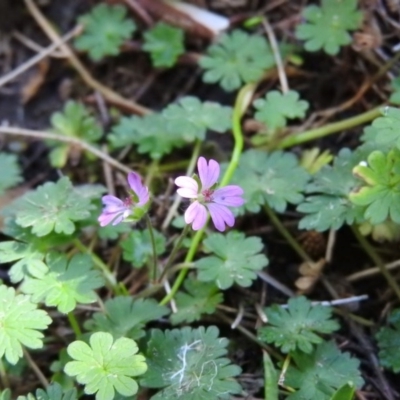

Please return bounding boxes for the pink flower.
[175,157,244,231]
[98,172,150,227]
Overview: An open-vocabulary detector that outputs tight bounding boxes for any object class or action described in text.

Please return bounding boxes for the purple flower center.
[201,188,214,202]
[123,197,134,207]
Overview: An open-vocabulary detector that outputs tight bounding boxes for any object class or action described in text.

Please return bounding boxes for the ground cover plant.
[1,0,400,399]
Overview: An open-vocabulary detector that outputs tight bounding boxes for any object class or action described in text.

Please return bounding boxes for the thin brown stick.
[0,126,132,174]
[0,28,78,88]
[24,0,151,116]
[23,348,49,387]
[263,18,289,93]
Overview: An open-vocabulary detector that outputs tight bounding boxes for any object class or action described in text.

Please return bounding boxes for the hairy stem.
[158,224,190,284]
[351,225,400,301]
[264,204,312,263]
[273,106,382,150]
[67,312,82,337]
[146,215,158,283]
[73,239,123,295]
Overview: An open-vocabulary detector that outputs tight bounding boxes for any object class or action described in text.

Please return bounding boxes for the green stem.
[273,106,382,150]
[67,312,82,337]
[145,215,158,282]
[73,239,122,295]
[158,225,190,283]
[159,84,255,305]
[263,204,312,263]
[351,225,400,301]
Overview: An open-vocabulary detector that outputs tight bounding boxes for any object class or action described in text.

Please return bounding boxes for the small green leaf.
[143,22,184,68]
[0,153,22,195]
[51,101,102,141]
[74,4,136,60]
[21,252,104,313]
[15,177,93,236]
[17,383,77,400]
[121,228,166,268]
[253,90,309,130]
[171,278,223,324]
[109,114,185,160]
[162,96,232,141]
[85,297,169,340]
[362,107,400,150]
[263,351,278,400]
[0,241,48,283]
[200,29,276,91]
[329,383,355,400]
[350,149,400,224]
[285,341,363,400]
[65,332,147,400]
[376,308,400,372]
[196,231,268,289]
[230,149,310,213]
[258,296,339,354]
[0,285,52,364]
[298,148,367,231]
[0,389,11,400]
[295,0,363,55]
[140,326,242,399]
[389,78,400,105]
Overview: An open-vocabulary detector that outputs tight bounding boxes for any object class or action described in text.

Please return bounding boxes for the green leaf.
[362,107,400,150]
[285,341,363,400]
[253,90,309,130]
[17,383,77,400]
[200,29,276,91]
[295,0,363,55]
[0,389,11,400]
[0,219,71,283]
[263,351,279,400]
[329,383,355,400]
[74,4,136,60]
[98,222,131,240]
[350,149,400,224]
[51,101,102,141]
[65,332,147,400]
[109,114,185,160]
[230,149,309,213]
[0,285,52,364]
[48,101,102,167]
[389,78,400,105]
[143,22,184,68]
[162,96,232,141]
[140,326,242,399]
[258,296,339,354]
[85,297,169,340]
[21,252,104,313]
[171,277,223,324]
[0,241,48,283]
[15,177,93,236]
[0,153,22,195]
[196,231,268,289]
[121,228,166,268]
[298,148,366,231]
[376,308,400,372]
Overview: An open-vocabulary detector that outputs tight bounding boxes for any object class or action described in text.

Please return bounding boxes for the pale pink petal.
[206,203,234,232]
[175,176,198,198]
[102,195,124,208]
[197,157,220,190]
[213,186,244,207]
[98,211,125,227]
[127,172,143,194]
[185,201,207,230]
[137,186,150,206]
